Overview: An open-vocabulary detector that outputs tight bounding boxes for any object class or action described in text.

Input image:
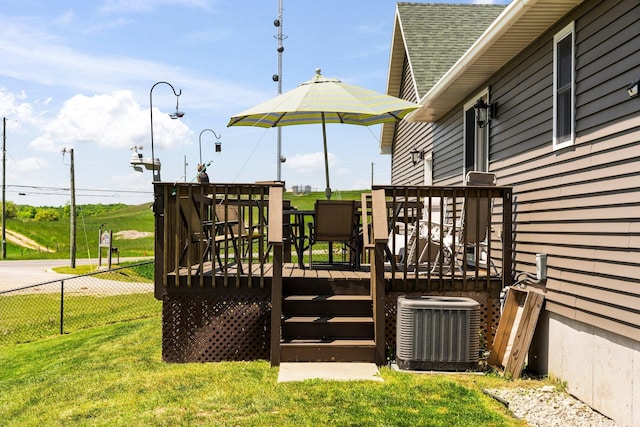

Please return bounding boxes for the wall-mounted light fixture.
[473,98,495,128]
[410,147,424,165]
[627,80,639,98]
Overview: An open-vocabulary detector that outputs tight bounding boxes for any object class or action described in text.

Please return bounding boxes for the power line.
[7,184,152,195]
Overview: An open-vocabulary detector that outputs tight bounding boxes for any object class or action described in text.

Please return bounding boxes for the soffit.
[410,0,584,122]
[381,3,505,153]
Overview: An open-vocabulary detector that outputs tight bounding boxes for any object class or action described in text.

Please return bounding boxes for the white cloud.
[0,89,42,130]
[286,152,335,174]
[14,157,49,172]
[99,0,211,14]
[28,90,191,153]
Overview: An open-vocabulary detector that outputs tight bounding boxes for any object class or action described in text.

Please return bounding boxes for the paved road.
[0,258,152,292]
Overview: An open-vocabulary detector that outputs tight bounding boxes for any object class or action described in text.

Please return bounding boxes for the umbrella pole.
[321,114,331,199]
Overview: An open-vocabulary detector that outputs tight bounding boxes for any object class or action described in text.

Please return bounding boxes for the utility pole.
[274,0,286,181]
[63,148,76,268]
[2,117,6,259]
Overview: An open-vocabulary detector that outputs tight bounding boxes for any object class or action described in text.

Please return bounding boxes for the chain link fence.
[0,261,160,346]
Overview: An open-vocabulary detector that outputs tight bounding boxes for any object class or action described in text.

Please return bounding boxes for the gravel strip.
[483,386,622,427]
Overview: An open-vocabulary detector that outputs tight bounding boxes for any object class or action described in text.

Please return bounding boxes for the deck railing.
[154,183,512,291]
[153,182,284,291]
[154,182,512,365]
[368,185,513,288]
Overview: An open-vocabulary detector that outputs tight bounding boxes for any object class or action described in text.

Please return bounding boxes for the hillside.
[1,191,366,261]
[2,203,155,260]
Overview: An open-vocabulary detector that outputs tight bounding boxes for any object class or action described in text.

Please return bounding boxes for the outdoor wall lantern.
[627,80,639,98]
[410,147,424,165]
[473,98,495,128]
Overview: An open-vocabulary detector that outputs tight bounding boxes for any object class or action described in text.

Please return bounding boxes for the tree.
[34,208,60,222]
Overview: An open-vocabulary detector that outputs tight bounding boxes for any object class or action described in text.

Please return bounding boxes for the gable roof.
[381,2,505,153]
[409,0,584,122]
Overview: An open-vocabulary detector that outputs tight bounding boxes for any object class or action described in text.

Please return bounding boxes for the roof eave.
[408,0,584,123]
[380,6,410,154]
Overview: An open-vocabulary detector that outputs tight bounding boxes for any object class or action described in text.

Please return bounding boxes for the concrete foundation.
[528,310,638,427]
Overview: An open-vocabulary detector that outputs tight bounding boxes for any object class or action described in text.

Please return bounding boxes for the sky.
[0,0,509,207]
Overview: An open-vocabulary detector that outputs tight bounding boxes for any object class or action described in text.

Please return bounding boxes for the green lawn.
[0,317,532,426]
[3,192,361,261]
[4,203,155,260]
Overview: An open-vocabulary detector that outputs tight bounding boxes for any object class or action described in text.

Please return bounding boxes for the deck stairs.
[279,275,375,362]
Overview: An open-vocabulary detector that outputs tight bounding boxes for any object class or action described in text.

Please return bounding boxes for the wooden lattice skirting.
[161,290,500,363]
[162,289,271,363]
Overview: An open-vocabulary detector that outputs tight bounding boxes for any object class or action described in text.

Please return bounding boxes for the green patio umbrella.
[227,69,420,199]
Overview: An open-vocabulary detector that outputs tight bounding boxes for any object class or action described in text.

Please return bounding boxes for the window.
[463,92,489,177]
[553,22,575,149]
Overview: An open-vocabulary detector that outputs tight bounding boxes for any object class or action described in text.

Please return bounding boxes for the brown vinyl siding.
[395,0,640,341]
[490,44,553,161]
[433,111,464,182]
[485,0,640,341]
[392,54,433,186]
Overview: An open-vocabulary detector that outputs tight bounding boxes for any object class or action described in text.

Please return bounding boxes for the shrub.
[34,208,60,221]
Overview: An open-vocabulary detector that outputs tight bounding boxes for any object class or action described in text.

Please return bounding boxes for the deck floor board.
[168,261,496,284]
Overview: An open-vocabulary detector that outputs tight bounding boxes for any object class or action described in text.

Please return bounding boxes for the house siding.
[433,110,465,184]
[414,0,639,344]
[389,0,639,423]
[392,54,433,185]
[487,0,640,345]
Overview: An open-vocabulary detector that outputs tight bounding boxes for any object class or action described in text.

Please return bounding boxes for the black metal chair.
[308,200,359,269]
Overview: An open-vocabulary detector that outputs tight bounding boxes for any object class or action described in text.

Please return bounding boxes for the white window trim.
[553,21,575,151]
[463,88,490,181]
[423,153,433,186]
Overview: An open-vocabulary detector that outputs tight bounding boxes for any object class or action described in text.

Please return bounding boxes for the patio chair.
[389,196,443,272]
[308,200,359,269]
[433,171,498,275]
[178,192,212,272]
[405,196,444,271]
[214,201,263,271]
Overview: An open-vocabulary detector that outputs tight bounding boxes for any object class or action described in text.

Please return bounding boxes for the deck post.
[371,189,388,365]
[502,188,513,288]
[268,186,284,366]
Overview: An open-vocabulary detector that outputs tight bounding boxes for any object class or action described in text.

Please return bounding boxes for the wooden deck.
[165,261,502,296]
[155,182,512,364]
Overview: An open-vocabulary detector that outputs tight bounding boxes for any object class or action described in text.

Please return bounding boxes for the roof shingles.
[397,3,505,96]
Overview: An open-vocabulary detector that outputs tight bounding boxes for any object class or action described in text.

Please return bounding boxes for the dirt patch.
[3,229,55,252]
[114,230,153,239]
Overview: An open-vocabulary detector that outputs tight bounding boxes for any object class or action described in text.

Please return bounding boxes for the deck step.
[283,278,370,296]
[282,316,374,340]
[283,294,372,316]
[280,339,376,362]
[280,281,375,362]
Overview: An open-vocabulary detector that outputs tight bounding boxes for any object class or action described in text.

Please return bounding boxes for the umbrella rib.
[272,113,286,127]
[228,116,245,126]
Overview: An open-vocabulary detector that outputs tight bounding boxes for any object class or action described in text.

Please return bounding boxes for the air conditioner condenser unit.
[396,295,480,371]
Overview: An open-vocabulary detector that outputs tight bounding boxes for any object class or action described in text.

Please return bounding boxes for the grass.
[0,291,160,346]
[3,191,363,261]
[5,203,155,260]
[284,190,365,211]
[1,261,158,346]
[52,261,155,281]
[0,317,534,426]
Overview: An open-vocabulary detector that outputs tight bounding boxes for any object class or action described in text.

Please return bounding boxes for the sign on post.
[98,229,113,269]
